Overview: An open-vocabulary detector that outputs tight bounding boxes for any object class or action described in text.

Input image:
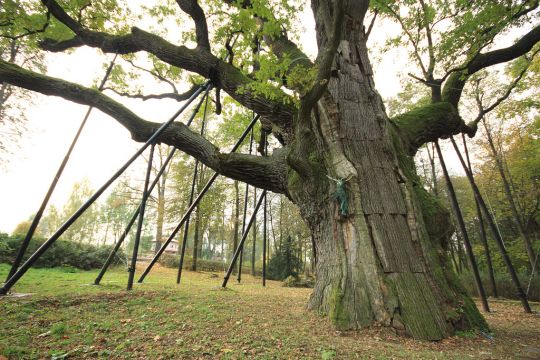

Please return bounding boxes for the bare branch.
[471,49,538,125]
[125,59,179,93]
[382,3,428,79]
[103,85,199,102]
[365,9,378,40]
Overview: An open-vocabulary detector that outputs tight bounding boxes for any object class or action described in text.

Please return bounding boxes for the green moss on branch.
[391,102,465,155]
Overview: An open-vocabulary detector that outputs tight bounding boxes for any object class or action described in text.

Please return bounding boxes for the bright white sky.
[0,6,473,234]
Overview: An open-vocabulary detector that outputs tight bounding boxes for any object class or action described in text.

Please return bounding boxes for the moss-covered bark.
[284,13,488,340]
[391,102,465,155]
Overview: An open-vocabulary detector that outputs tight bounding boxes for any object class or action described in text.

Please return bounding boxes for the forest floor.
[0,263,539,359]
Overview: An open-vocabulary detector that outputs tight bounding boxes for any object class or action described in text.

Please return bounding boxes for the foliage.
[55,178,100,243]
[0,232,123,270]
[387,81,431,117]
[100,179,138,243]
[0,1,47,161]
[373,0,539,76]
[267,235,302,281]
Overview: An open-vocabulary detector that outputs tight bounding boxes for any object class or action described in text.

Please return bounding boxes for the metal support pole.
[127,143,155,290]
[462,134,498,298]
[5,56,117,282]
[94,148,176,285]
[262,138,268,286]
[177,160,200,283]
[435,142,490,312]
[449,136,532,313]
[93,85,211,285]
[0,83,209,295]
[263,190,267,286]
[177,92,210,284]
[237,128,255,283]
[223,191,266,288]
[138,114,260,282]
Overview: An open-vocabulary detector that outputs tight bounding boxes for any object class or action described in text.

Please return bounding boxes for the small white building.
[151,239,179,254]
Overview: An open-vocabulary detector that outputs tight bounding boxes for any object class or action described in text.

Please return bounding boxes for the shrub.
[0,233,124,270]
[282,275,315,288]
[267,235,302,281]
[459,271,540,302]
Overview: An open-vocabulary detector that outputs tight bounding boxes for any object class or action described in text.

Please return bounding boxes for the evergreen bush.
[267,235,302,281]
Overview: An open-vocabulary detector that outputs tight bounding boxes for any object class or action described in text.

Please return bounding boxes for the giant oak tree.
[1,0,539,340]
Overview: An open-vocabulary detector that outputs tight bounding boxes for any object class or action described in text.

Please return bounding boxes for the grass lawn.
[0,263,539,359]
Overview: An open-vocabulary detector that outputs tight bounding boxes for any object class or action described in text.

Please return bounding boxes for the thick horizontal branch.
[39,0,296,141]
[0,60,289,194]
[442,24,540,105]
[391,102,473,155]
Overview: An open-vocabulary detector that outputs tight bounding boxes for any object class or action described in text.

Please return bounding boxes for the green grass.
[1,263,539,359]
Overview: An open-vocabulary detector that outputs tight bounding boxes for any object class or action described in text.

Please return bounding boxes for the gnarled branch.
[38,0,296,141]
[391,102,472,155]
[0,59,289,194]
[442,24,540,105]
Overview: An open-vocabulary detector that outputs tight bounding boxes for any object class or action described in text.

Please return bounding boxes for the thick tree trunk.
[287,15,486,340]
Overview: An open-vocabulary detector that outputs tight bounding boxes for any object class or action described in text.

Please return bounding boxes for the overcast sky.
[0,6,475,234]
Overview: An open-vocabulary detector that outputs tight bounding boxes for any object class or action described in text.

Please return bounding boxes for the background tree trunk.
[191,204,201,271]
[251,187,257,276]
[482,119,535,270]
[154,170,167,255]
[232,180,240,273]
